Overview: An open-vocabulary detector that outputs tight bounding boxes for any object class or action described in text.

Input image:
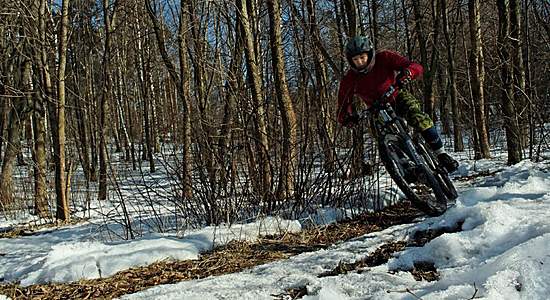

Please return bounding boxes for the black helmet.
[345,36,375,71]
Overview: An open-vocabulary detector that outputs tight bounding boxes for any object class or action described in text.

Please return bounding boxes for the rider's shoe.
[437,153,459,173]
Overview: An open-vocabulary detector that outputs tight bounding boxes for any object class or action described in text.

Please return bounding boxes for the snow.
[0,217,301,286]
[2,156,550,299]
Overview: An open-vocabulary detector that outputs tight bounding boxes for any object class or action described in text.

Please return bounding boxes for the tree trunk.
[150,69,160,154]
[341,0,366,178]
[342,0,358,37]
[177,1,194,200]
[523,0,533,158]
[26,1,48,216]
[509,0,528,149]
[440,0,464,151]
[187,0,218,214]
[145,0,193,199]
[33,0,55,215]
[99,0,116,201]
[76,60,92,181]
[305,0,336,172]
[401,0,413,58]
[218,10,244,192]
[89,72,99,182]
[497,0,522,164]
[267,0,298,203]
[32,94,48,217]
[114,50,132,162]
[468,0,491,159]
[237,0,272,203]
[412,0,438,119]
[54,0,71,221]
[0,84,7,158]
[370,0,379,48]
[438,67,452,134]
[135,16,155,173]
[333,0,347,72]
[0,60,32,207]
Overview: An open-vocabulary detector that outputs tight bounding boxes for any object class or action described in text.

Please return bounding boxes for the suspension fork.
[378,108,424,168]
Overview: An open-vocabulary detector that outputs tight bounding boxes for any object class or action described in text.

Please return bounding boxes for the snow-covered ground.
[0,217,301,286]
[117,159,550,300]
[1,155,550,299]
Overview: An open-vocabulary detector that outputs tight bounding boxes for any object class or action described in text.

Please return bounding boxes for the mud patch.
[319,220,465,280]
[411,261,439,281]
[402,220,464,281]
[407,220,464,247]
[319,241,407,277]
[272,285,309,299]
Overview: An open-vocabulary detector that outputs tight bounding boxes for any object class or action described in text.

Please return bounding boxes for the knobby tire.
[378,134,448,216]
[414,137,458,201]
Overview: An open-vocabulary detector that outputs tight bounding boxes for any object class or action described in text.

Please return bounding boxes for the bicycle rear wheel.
[378,134,447,216]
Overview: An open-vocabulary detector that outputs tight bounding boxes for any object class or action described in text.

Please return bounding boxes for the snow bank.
[1,217,300,286]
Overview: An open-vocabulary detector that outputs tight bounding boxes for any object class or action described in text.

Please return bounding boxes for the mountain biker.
[337,36,459,173]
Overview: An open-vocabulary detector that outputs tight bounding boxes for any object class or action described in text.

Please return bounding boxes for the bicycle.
[356,85,458,216]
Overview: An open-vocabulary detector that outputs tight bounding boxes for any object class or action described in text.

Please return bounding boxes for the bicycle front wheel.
[414,137,458,201]
[378,134,447,216]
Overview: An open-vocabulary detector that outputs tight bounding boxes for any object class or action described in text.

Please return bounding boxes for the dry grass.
[0,218,87,239]
[319,218,464,280]
[318,241,407,277]
[411,261,439,281]
[0,202,423,300]
[454,169,503,182]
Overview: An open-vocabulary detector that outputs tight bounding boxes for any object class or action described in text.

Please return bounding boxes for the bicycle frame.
[361,86,422,168]
[357,85,456,215]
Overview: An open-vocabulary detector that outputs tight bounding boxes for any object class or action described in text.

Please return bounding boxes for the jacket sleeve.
[337,76,354,125]
[382,50,424,80]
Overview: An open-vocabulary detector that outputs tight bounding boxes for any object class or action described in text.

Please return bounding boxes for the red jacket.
[337,50,423,125]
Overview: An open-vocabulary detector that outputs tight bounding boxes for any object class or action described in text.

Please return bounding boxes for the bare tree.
[236,0,272,204]
[0,6,34,209]
[52,0,71,221]
[146,0,193,198]
[304,0,336,171]
[267,0,298,202]
[134,9,155,173]
[369,0,379,48]
[0,57,32,208]
[217,3,244,192]
[33,0,54,216]
[2,0,550,228]
[98,0,118,201]
[440,0,464,151]
[342,0,359,37]
[468,0,491,159]
[497,0,522,164]
[509,0,527,149]
[412,0,440,119]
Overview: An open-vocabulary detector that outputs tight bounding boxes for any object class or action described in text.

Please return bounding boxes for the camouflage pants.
[394,90,434,131]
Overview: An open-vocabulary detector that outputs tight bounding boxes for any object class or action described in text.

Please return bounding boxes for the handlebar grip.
[381,85,396,100]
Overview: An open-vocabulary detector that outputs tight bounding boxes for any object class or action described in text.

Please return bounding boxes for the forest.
[0,0,548,231]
